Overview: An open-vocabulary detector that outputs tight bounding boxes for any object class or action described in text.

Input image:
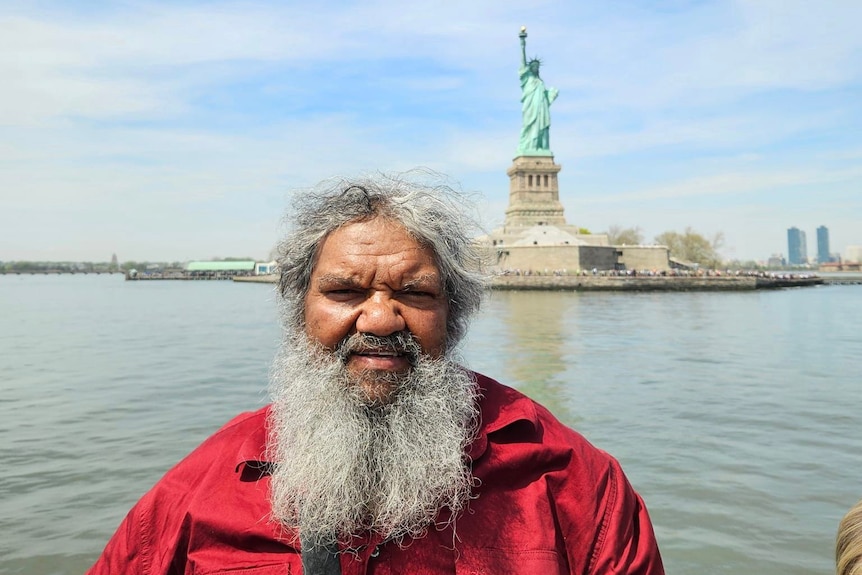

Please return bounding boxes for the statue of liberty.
[517,27,558,156]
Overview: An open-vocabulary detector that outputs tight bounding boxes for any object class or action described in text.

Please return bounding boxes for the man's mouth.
[338,332,421,367]
[348,348,411,373]
[354,348,402,357]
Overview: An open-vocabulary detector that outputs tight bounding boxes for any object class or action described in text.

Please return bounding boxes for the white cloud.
[1,0,860,262]
[576,165,862,205]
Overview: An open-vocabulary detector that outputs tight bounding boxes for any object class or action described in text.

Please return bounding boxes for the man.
[88,173,664,574]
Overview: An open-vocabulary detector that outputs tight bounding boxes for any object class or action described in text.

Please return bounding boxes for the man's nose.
[355,294,406,336]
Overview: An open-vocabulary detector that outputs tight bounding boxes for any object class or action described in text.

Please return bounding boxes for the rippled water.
[1,274,860,574]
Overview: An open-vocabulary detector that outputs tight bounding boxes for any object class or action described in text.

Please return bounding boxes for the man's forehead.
[311,219,442,275]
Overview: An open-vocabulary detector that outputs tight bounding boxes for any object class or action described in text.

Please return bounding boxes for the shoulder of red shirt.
[199,369,611,475]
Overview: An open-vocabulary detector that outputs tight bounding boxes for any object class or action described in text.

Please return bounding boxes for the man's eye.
[401,290,435,299]
[326,289,362,298]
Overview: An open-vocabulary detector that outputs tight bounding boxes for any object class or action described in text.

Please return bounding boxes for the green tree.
[121,261,143,272]
[10,261,42,271]
[607,225,644,246]
[655,227,724,267]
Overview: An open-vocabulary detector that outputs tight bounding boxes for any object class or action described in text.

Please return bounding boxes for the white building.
[844,246,862,263]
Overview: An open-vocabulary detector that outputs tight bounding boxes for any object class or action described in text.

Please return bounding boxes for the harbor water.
[1,274,860,574]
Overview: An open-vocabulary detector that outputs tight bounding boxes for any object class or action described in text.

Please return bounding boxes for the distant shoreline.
[232,274,279,284]
[231,273,861,291]
[488,274,827,291]
[5,271,855,291]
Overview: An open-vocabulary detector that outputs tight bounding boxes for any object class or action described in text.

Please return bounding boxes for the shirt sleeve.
[86,502,147,575]
[588,460,665,575]
[86,485,186,575]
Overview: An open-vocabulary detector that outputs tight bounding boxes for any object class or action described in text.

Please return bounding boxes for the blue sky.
[2,0,860,263]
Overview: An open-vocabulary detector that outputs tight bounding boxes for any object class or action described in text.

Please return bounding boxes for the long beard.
[267,331,479,549]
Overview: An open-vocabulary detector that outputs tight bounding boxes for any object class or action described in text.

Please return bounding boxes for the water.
[1,274,860,574]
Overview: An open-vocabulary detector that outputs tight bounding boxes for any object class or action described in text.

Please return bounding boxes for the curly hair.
[276,170,486,350]
[838,499,862,575]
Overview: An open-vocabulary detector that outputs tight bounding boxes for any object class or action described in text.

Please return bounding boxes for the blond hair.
[837,499,862,575]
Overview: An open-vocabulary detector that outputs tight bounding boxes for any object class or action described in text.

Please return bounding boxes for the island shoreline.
[230,273,860,291]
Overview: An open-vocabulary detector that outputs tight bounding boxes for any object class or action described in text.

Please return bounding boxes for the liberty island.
[469,29,823,291]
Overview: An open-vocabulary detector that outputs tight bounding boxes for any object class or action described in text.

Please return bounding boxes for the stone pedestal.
[504,155,566,227]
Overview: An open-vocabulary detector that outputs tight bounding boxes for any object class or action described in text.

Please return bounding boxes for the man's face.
[303,216,449,403]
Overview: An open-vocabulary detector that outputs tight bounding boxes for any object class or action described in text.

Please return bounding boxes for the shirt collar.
[234,406,272,476]
[466,371,538,461]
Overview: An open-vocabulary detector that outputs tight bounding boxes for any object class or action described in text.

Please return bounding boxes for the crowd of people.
[493,267,821,279]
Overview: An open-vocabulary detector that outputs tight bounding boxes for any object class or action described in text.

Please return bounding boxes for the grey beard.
[267,331,480,549]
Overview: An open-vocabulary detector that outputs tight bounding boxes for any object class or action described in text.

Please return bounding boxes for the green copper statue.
[517,26,558,156]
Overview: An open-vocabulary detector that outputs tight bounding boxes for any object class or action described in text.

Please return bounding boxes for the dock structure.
[125,271,241,281]
[0,269,122,275]
[232,274,278,284]
[125,260,265,281]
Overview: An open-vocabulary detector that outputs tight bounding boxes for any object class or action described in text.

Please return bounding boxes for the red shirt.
[88,373,664,574]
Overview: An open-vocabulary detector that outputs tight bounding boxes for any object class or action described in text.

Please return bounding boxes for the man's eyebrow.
[314,273,441,291]
[315,274,361,289]
[401,274,441,291]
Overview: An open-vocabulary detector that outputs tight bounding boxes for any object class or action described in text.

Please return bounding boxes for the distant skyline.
[787,226,807,266]
[2,0,861,263]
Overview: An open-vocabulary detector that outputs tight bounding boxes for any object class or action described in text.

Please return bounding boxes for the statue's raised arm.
[517,27,557,157]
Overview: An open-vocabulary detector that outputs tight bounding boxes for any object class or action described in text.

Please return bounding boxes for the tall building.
[767,254,786,268]
[816,226,830,263]
[787,227,808,265]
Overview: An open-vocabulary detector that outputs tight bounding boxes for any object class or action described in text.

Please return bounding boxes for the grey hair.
[276,170,486,349]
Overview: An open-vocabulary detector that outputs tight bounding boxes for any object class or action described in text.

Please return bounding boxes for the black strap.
[300,535,342,575]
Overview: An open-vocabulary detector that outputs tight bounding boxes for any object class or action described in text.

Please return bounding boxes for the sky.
[2,0,861,263]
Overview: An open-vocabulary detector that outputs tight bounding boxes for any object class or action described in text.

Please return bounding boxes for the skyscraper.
[816,226,830,263]
[787,227,808,265]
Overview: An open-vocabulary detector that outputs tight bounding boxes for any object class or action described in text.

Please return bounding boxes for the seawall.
[229,273,831,291]
[232,274,279,284]
[489,275,824,291]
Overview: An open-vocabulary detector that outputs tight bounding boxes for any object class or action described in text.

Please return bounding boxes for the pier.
[0,269,122,275]
[125,271,252,281]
